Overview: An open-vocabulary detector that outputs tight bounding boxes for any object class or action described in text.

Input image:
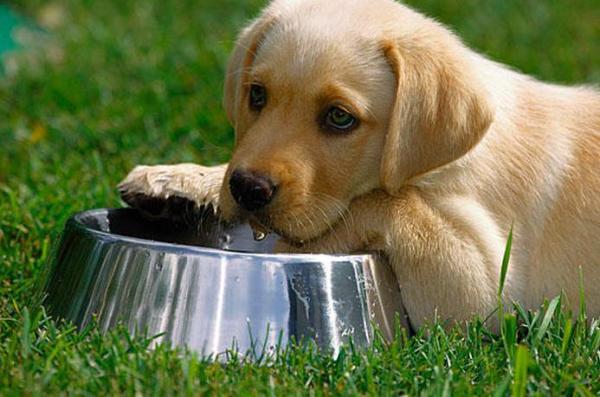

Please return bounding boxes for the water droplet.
[218,234,232,249]
[249,218,269,241]
[234,276,240,283]
[253,229,267,241]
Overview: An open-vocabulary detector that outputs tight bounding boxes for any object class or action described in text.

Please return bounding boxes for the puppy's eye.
[324,107,358,132]
[249,84,267,111]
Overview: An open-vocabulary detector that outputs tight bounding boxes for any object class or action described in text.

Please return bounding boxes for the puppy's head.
[219,0,493,243]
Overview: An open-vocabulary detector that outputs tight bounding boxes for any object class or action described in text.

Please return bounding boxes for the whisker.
[308,192,353,235]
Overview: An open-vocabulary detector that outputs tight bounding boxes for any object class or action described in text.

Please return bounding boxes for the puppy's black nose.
[229,169,277,212]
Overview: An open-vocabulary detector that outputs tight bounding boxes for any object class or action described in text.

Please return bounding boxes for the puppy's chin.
[218,186,348,245]
[255,204,347,246]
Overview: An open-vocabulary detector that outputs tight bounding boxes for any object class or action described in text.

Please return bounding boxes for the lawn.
[1,0,599,395]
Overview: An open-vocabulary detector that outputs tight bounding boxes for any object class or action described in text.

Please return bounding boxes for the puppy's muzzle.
[229,169,277,212]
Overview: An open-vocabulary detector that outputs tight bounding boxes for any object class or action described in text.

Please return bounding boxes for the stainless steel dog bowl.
[44,208,408,357]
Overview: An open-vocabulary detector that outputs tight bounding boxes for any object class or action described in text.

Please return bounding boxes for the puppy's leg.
[118,163,227,220]
[295,189,500,331]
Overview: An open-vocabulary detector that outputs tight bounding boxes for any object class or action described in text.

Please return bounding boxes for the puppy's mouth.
[246,214,307,248]
[224,191,349,248]
[244,206,348,249]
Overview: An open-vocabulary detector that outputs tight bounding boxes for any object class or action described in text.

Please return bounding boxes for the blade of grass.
[498,226,515,363]
[560,318,573,359]
[492,374,511,397]
[20,307,31,358]
[534,296,561,345]
[498,225,514,299]
[503,313,518,361]
[511,345,530,397]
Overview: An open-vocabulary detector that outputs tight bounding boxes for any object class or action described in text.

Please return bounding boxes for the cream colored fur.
[119,0,600,330]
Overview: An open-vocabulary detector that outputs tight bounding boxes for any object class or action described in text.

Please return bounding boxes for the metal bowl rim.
[69,208,375,262]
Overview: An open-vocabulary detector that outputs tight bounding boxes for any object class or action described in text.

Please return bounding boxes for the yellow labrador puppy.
[119,0,600,330]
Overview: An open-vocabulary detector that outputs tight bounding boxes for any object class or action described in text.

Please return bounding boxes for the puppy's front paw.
[118,163,227,221]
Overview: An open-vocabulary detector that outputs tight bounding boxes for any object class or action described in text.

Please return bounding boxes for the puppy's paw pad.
[120,192,168,217]
[122,192,211,224]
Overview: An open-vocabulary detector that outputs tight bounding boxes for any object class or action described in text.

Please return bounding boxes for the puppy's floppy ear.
[380,37,494,192]
[223,14,275,131]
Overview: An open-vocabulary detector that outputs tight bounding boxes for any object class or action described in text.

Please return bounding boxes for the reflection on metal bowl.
[44,208,408,358]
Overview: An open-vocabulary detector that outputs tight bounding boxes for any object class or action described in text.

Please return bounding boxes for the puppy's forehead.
[252,19,389,95]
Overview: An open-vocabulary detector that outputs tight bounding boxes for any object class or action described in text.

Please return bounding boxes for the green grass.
[0,0,598,394]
